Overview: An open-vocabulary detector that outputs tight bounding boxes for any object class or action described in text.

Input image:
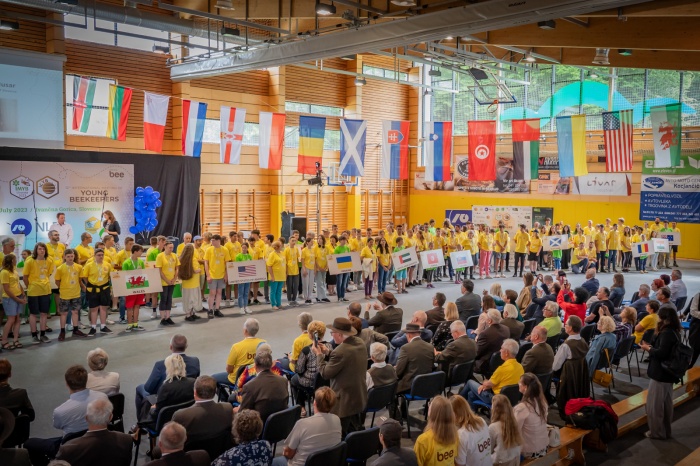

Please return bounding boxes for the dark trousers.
[561,249,571,270]
[514,252,526,275]
[689,318,700,368]
[597,251,607,271]
[25,436,62,466]
[286,274,300,302]
[340,413,363,439]
[607,250,618,271]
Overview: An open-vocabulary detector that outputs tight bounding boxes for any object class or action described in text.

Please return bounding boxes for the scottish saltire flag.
[220,106,246,164]
[603,110,633,172]
[143,92,169,153]
[298,115,326,175]
[543,235,569,251]
[512,118,540,181]
[182,99,208,157]
[651,103,681,168]
[557,115,588,177]
[72,76,97,132]
[106,84,132,141]
[259,112,285,170]
[339,119,367,177]
[424,121,453,182]
[382,120,410,180]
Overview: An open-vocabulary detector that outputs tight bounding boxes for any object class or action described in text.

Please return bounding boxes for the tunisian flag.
[467,120,496,181]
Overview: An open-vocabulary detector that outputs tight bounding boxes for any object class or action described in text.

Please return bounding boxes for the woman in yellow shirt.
[178,243,203,321]
[301,238,316,304]
[23,242,54,343]
[478,226,494,279]
[527,230,542,274]
[156,241,181,326]
[80,248,113,336]
[285,236,301,305]
[413,395,459,466]
[266,241,286,310]
[376,237,392,295]
[620,226,633,272]
[314,236,330,303]
[54,248,84,340]
[360,237,378,299]
[1,253,26,349]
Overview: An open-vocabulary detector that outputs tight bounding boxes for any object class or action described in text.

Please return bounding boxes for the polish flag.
[143,92,170,153]
[259,112,285,170]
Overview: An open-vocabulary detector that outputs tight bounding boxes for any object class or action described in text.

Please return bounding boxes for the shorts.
[125,294,145,308]
[86,283,111,308]
[395,269,407,280]
[672,245,678,253]
[28,294,51,315]
[492,252,502,259]
[59,297,81,313]
[52,288,60,295]
[208,278,226,290]
[527,252,538,261]
[2,297,23,316]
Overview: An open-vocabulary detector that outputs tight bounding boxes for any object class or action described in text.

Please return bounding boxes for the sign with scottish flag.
[227,260,267,284]
[450,250,474,269]
[420,249,445,269]
[339,119,366,177]
[391,246,419,271]
[328,252,362,275]
[658,231,681,246]
[111,268,163,297]
[543,235,569,251]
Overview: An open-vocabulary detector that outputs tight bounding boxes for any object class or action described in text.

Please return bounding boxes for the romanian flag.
[424,121,453,182]
[336,255,353,270]
[557,115,588,177]
[72,76,97,132]
[106,84,132,141]
[382,120,410,180]
[298,115,326,175]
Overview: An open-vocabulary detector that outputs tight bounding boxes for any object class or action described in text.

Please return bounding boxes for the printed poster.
[543,235,570,251]
[537,173,571,195]
[658,231,681,246]
[391,246,419,271]
[453,156,529,193]
[471,206,532,239]
[419,249,445,269]
[450,250,474,269]
[640,175,700,223]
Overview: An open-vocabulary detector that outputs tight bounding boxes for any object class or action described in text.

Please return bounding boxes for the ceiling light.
[215,0,235,10]
[537,20,556,30]
[618,49,633,56]
[524,50,536,62]
[0,20,20,31]
[588,70,599,79]
[152,44,170,54]
[221,26,240,37]
[444,36,453,40]
[354,77,366,86]
[592,48,610,65]
[316,2,336,16]
[56,0,80,5]
[391,0,417,6]
[340,54,356,60]
[428,68,441,77]
[424,88,433,96]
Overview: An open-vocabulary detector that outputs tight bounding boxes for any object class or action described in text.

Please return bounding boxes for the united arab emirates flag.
[512,118,541,181]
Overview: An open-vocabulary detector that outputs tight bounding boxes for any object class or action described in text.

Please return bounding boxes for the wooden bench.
[521,427,590,466]
[676,446,700,466]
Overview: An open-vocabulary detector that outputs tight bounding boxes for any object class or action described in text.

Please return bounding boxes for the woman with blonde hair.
[414,395,459,466]
[585,315,618,376]
[432,302,459,351]
[266,241,286,310]
[450,395,492,466]
[178,243,203,321]
[488,395,522,466]
[515,373,549,459]
[137,354,194,428]
[86,347,120,395]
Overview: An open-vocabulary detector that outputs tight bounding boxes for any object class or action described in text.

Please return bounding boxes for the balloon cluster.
[129,186,162,234]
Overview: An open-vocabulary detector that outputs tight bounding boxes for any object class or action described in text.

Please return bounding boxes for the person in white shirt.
[50,212,74,248]
[85,348,120,396]
[451,395,493,466]
[669,269,687,304]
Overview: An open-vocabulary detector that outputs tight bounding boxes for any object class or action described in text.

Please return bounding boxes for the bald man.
[521,326,554,375]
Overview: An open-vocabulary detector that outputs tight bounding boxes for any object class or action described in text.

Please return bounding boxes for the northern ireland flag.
[182,99,208,157]
[339,119,367,177]
[220,106,246,164]
[424,121,453,182]
[259,112,285,170]
[72,76,97,132]
[391,246,418,271]
[143,92,170,153]
[651,103,682,168]
[382,120,410,180]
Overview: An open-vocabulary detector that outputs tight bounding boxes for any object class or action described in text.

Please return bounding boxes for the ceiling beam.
[537,46,700,71]
[578,0,700,17]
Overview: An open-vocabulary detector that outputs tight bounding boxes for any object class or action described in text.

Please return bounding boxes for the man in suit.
[395,324,435,394]
[313,317,368,437]
[0,359,35,421]
[347,302,370,329]
[456,279,481,322]
[172,375,233,445]
[55,398,132,466]
[425,292,446,327]
[474,309,510,375]
[135,334,201,413]
[434,320,476,372]
[0,407,31,466]
[370,419,418,466]
[235,349,287,423]
[390,311,433,349]
[364,292,403,335]
[144,421,210,466]
[521,326,555,375]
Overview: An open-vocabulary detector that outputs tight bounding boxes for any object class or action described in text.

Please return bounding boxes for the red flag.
[468,120,496,181]
[603,110,634,172]
[512,118,540,142]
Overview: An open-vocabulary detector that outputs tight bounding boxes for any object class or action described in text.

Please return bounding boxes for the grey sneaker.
[40,335,50,343]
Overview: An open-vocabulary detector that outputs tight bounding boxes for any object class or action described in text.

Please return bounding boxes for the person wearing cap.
[395,323,435,394]
[312,317,368,437]
[0,406,31,465]
[364,292,403,335]
[369,418,418,466]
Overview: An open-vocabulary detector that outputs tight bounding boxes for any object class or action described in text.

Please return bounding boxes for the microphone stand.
[314,167,325,238]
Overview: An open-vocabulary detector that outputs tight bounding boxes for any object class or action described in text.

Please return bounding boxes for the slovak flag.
[182,99,208,157]
[220,106,246,164]
[424,121,453,182]
[381,120,410,180]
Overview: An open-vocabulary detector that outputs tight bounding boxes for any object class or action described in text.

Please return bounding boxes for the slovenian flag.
[72,76,97,132]
[336,255,353,270]
[182,99,207,157]
[382,120,410,180]
[651,103,682,168]
[557,115,588,177]
[298,115,326,175]
[259,112,285,170]
[424,121,453,182]
[512,118,540,181]
[220,106,246,165]
[143,92,170,153]
[106,84,132,141]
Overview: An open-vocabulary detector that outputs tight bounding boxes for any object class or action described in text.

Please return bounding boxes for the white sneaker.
[240,308,246,315]
[244,307,250,314]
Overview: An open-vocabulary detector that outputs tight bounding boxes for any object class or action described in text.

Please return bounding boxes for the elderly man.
[540,301,563,338]
[395,323,435,394]
[585,287,615,324]
[313,317,368,437]
[213,318,266,388]
[553,316,590,418]
[669,269,687,304]
[236,349,288,423]
[581,269,600,296]
[144,421,210,466]
[456,279,481,322]
[364,292,403,335]
[55,398,133,466]
[434,320,476,372]
[172,375,233,445]
[425,292,446,327]
[474,309,510,375]
[176,232,193,256]
[390,311,433,349]
[521,326,554,375]
[50,212,74,247]
[366,342,398,390]
[347,302,369,329]
[630,284,651,315]
[460,339,524,409]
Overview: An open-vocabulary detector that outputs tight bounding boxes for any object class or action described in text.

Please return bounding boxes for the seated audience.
[456,279,482,322]
[235,347,288,423]
[290,312,313,370]
[516,273,534,311]
[356,316,390,356]
[366,342,397,390]
[434,320,476,373]
[364,292,404,334]
[347,303,369,329]
[396,323,435,394]
[514,374,549,460]
[669,269,687,303]
[501,290,521,322]
[540,302,563,338]
[86,348,120,396]
[426,292,447,327]
[291,320,332,417]
[391,311,433,349]
[557,285,588,322]
[630,284,651,315]
[488,395,522,466]
[634,300,660,343]
[521,326,554,375]
[501,304,525,340]
[461,339,524,409]
[55,398,132,466]
[656,287,677,311]
[552,316,590,419]
[230,345,287,404]
[650,279,665,301]
[450,395,492,466]
[145,421,210,466]
[474,309,510,375]
[614,307,637,344]
[526,282,559,322]
[585,288,615,325]
[413,396,459,466]
[0,407,31,466]
[212,410,271,466]
[171,375,233,445]
[213,319,265,388]
[431,302,459,351]
[370,419,418,466]
[581,269,600,296]
[0,359,35,421]
[138,354,195,430]
[609,273,626,307]
[272,387,342,466]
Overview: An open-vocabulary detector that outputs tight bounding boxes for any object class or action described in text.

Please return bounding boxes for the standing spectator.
[86,348,120,396]
[461,339,523,409]
[432,302,460,351]
[145,421,210,466]
[395,323,435,394]
[414,395,459,466]
[0,359,35,420]
[456,279,482,322]
[557,284,588,322]
[50,212,74,247]
[450,395,492,466]
[669,269,687,304]
[364,292,404,335]
[1,254,25,349]
[521,326,554,375]
[686,292,700,367]
[514,374,549,460]
[488,395,522,466]
[370,419,418,466]
[102,210,121,247]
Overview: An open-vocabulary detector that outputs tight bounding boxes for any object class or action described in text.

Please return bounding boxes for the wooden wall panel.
[191,70,269,96]
[0,5,47,53]
[286,59,346,107]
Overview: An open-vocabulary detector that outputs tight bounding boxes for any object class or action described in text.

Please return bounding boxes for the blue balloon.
[144,186,154,195]
[152,191,160,199]
[135,187,145,196]
[151,219,158,227]
[129,226,139,234]
[154,200,162,208]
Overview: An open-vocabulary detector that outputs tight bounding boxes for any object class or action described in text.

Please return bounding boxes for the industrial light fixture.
[220,26,240,37]
[340,54,356,60]
[524,49,536,62]
[537,20,556,29]
[56,0,80,5]
[315,2,336,16]
[428,67,441,77]
[592,48,610,65]
[215,0,235,10]
[618,49,633,56]
[444,35,453,40]
[354,76,366,86]
[307,176,323,186]
[152,44,170,54]
[0,20,20,31]
[588,70,599,79]
[424,88,433,96]
[391,0,417,6]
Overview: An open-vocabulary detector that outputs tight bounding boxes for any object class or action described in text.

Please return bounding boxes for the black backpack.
[565,398,619,443]
[661,331,693,381]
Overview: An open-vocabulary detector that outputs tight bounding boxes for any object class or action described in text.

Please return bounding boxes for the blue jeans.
[572,258,588,274]
[118,296,126,320]
[270,281,283,307]
[272,457,287,466]
[337,273,349,299]
[446,256,454,280]
[607,250,617,271]
[460,379,494,409]
[237,282,250,309]
[377,267,389,293]
[639,257,647,271]
[553,258,561,270]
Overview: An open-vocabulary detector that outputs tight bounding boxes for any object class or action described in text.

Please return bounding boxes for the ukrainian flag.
[556,115,588,177]
[298,115,326,175]
[336,255,353,270]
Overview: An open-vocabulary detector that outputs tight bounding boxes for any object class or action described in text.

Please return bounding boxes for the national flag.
[557,115,588,177]
[381,120,410,180]
[603,110,633,172]
[651,103,681,168]
[339,119,367,177]
[298,116,326,175]
[512,118,541,142]
[513,140,539,181]
[259,112,285,170]
[424,121,453,182]
[427,252,440,265]
[106,84,132,141]
[398,252,412,264]
[72,76,97,132]
[549,237,562,248]
[636,243,649,253]
[454,255,469,268]
[467,120,496,181]
[238,265,257,277]
[220,106,246,164]
[182,99,208,157]
[336,255,353,270]
[143,92,169,153]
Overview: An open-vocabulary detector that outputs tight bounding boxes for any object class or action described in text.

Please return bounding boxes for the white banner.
[450,250,474,269]
[391,246,419,271]
[420,249,445,269]
[327,252,362,275]
[572,173,632,196]
[110,268,163,297]
[227,259,267,284]
[471,206,533,239]
[543,235,570,251]
[658,231,681,246]
[652,238,670,253]
[631,241,654,258]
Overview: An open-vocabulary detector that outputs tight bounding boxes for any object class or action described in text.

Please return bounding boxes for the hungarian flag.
[467,120,496,181]
[424,121,453,182]
[381,120,410,180]
[106,84,132,141]
[72,76,97,132]
[650,103,681,168]
[512,118,540,181]
[143,92,169,153]
[557,115,588,177]
[259,112,285,170]
[298,115,326,175]
[220,106,246,165]
[182,99,208,157]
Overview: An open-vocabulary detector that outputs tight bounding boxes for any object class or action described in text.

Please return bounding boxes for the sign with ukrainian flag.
[111,267,163,297]
[391,246,419,271]
[327,252,362,275]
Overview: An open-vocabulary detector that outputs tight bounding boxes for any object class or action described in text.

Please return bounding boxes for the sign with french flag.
[382,120,410,180]
[450,250,474,269]
[424,121,453,182]
[226,260,267,284]
[327,252,362,275]
[391,246,419,271]
[220,106,246,164]
[420,249,445,269]
[182,99,207,157]
[259,112,285,170]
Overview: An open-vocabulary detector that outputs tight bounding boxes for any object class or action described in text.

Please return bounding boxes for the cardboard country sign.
[543,235,570,251]
[227,260,267,284]
[111,267,163,297]
[420,249,445,269]
[631,241,653,258]
[327,252,362,275]
[391,246,419,271]
[652,238,670,253]
[658,231,681,246]
[450,250,474,269]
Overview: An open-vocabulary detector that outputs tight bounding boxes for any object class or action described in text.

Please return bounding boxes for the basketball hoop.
[487,99,499,113]
[341,181,353,193]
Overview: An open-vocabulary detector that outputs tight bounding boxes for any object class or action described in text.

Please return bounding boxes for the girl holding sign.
[266,241,286,310]
[360,237,377,299]
[121,244,147,331]
[376,237,391,295]
[393,237,408,294]
[179,244,203,322]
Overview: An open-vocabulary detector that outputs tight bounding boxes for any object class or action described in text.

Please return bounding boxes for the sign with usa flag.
[543,235,569,251]
[420,249,445,269]
[328,252,362,275]
[227,260,267,285]
[391,246,419,271]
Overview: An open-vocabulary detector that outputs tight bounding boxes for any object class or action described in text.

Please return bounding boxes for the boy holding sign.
[121,244,146,332]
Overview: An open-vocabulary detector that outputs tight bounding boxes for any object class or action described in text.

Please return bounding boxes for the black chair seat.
[516,342,533,363]
[345,427,380,465]
[108,393,126,433]
[365,382,397,427]
[500,384,522,406]
[262,405,302,456]
[305,441,347,466]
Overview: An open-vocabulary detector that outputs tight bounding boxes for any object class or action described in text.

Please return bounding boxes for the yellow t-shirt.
[490,358,525,394]
[55,263,83,300]
[314,244,328,269]
[634,313,659,344]
[115,249,130,269]
[583,226,596,237]
[266,251,286,282]
[23,257,54,296]
[570,234,586,248]
[181,256,201,289]
[378,250,391,268]
[45,242,65,268]
[0,269,22,298]
[594,232,607,251]
[587,246,598,261]
[607,231,621,250]
[226,337,266,383]
[528,237,542,253]
[225,241,242,259]
[74,244,95,264]
[493,231,508,253]
[80,261,112,287]
[433,236,446,250]
[360,246,377,273]
[204,246,231,280]
[571,248,587,265]
[284,245,300,275]
[156,252,181,286]
[301,248,315,270]
[103,247,118,266]
[348,238,360,252]
[290,332,313,371]
[413,429,459,466]
[176,242,192,256]
[478,233,493,251]
[620,235,632,253]
[514,231,529,254]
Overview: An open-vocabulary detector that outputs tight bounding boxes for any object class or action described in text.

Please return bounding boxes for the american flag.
[237,266,257,278]
[603,110,633,172]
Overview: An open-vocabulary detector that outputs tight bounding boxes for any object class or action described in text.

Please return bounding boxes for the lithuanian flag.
[106,84,133,141]
[298,115,326,175]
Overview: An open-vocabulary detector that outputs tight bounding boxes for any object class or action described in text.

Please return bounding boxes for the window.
[203,120,259,146]
[284,126,340,151]
[362,65,409,82]
[284,101,343,117]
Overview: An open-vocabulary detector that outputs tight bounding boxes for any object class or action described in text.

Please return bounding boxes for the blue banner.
[445,209,472,226]
[640,175,700,223]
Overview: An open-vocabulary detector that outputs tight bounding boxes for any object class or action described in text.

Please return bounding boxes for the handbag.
[547,424,561,448]
[661,330,693,380]
[592,348,614,388]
